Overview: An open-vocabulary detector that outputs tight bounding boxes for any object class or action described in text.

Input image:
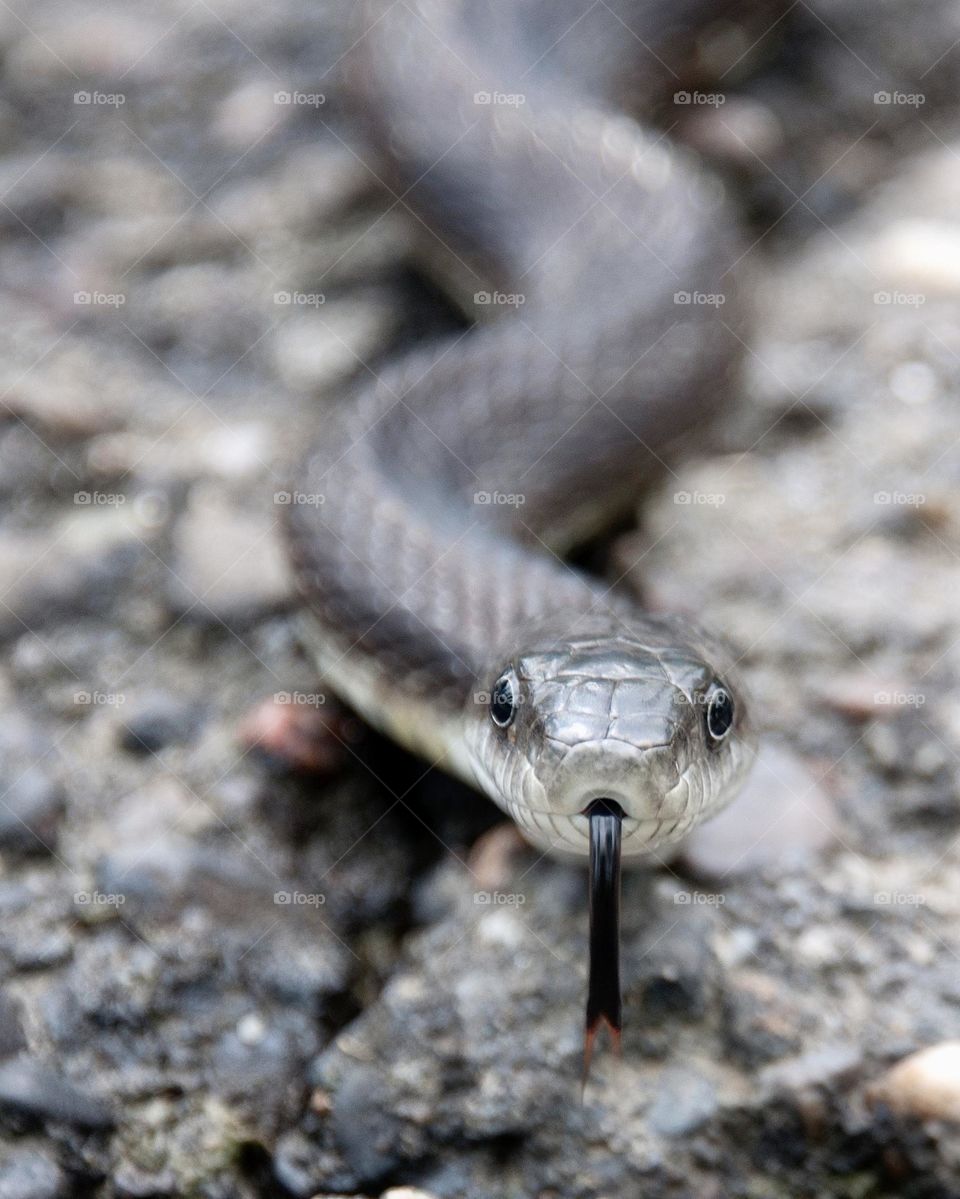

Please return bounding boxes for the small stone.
[869,1042,960,1123]
[818,672,922,721]
[761,1043,863,1096]
[0,1056,113,1129]
[6,11,164,82]
[0,769,65,858]
[111,1162,178,1198]
[889,361,938,406]
[212,78,288,148]
[200,424,272,480]
[0,508,146,639]
[647,1067,718,1137]
[328,1064,405,1185]
[165,487,294,626]
[10,932,72,973]
[679,741,839,881]
[117,692,204,754]
[236,1013,266,1046]
[272,1129,349,1197]
[680,97,783,165]
[272,301,395,392]
[0,991,27,1059]
[630,912,717,1022]
[382,1190,441,1199]
[873,219,960,296]
[722,972,803,1068]
[863,722,901,773]
[0,1146,65,1199]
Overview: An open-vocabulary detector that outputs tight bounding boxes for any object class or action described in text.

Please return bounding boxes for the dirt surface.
[3,1,960,1197]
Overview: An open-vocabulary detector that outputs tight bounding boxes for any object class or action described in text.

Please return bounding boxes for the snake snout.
[543,734,687,821]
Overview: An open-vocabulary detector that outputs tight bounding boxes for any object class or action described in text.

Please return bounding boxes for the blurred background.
[3,0,960,1196]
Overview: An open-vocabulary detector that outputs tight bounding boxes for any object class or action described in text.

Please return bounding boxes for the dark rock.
[328,1063,406,1186]
[722,972,805,1068]
[241,928,352,1012]
[0,511,146,641]
[117,691,204,753]
[0,1056,113,1129]
[0,1145,65,1199]
[0,769,65,858]
[628,908,718,1024]
[272,1130,351,1198]
[0,992,25,1060]
[210,1016,306,1103]
[9,933,72,973]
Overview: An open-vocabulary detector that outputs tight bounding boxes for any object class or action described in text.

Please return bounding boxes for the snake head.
[464,612,755,858]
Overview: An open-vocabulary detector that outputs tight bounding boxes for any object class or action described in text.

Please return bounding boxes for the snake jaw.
[584,799,623,1087]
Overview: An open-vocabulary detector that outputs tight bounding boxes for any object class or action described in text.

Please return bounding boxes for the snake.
[284,0,760,1065]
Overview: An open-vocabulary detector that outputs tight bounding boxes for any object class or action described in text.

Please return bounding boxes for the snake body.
[286,0,757,859]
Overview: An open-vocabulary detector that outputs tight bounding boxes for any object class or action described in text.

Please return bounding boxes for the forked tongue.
[583,798,623,1088]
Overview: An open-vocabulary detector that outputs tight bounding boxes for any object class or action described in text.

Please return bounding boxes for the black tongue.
[583,799,623,1086]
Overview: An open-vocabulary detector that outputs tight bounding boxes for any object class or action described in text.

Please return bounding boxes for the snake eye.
[705,684,735,743]
[490,670,518,728]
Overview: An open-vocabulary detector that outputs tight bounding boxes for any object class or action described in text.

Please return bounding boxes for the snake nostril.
[583,798,625,820]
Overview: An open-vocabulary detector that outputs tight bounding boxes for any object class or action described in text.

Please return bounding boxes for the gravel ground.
[3,1,960,1197]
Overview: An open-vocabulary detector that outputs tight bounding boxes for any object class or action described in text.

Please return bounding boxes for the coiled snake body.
[288,0,756,850]
[286,0,757,1052]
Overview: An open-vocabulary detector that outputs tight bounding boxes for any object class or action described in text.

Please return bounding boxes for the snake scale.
[285,0,761,1058]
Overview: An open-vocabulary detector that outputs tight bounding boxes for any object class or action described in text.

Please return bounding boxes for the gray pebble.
[0,1146,65,1199]
[647,1066,718,1137]
[680,741,839,881]
[117,691,204,754]
[0,992,26,1059]
[0,769,65,859]
[0,1056,113,1129]
[165,487,294,626]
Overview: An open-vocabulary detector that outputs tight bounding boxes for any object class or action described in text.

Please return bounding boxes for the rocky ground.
[3,1,960,1197]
